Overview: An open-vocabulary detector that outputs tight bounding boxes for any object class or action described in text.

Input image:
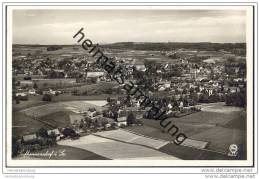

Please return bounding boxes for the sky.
[12,9,247,44]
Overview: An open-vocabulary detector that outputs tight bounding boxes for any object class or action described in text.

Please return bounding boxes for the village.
[12,43,247,160]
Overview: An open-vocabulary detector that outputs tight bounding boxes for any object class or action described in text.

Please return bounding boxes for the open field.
[13,81,120,111]
[12,112,52,137]
[13,100,107,137]
[58,133,179,160]
[19,100,106,118]
[126,102,246,158]
[13,100,246,159]
[61,81,118,93]
[104,49,174,64]
[13,45,95,59]
[197,102,243,114]
[94,129,170,150]
[14,44,242,66]
[13,93,120,112]
[190,126,246,154]
[39,111,72,128]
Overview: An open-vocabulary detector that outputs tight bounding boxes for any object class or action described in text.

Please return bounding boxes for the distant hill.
[102,42,246,52]
[13,42,246,52]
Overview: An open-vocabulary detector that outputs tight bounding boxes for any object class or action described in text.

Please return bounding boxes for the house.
[20,80,33,88]
[28,88,36,95]
[117,116,127,127]
[47,129,61,140]
[49,89,61,95]
[158,86,166,91]
[212,82,219,87]
[87,72,104,78]
[22,134,38,144]
[135,64,146,72]
[47,128,61,136]
[234,78,244,82]
[175,94,181,100]
[16,92,27,97]
[179,101,184,108]
[89,115,113,130]
[164,82,171,88]
[15,92,28,100]
[230,87,240,93]
[205,88,213,96]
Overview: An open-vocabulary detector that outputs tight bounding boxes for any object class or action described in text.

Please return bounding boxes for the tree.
[37,127,49,138]
[104,87,113,94]
[208,94,220,103]
[62,128,77,138]
[43,83,48,88]
[189,87,195,94]
[171,96,178,107]
[144,60,158,75]
[183,96,189,107]
[225,93,234,106]
[182,88,188,94]
[190,92,199,104]
[15,97,20,104]
[199,93,209,103]
[33,83,38,89]
[107,97,111,103]
[225,91,246,107]
[42,94,52,101]
[12,137,20,157]
[127,112,136,125]
[195,86,200,93]
[172,67,182,77]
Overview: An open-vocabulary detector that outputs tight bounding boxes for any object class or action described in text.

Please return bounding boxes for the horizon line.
[12,41,247,46]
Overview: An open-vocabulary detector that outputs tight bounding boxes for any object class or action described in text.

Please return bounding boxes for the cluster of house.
[69,109,129,132]
[20,105,142,149]
[13,47,246,106]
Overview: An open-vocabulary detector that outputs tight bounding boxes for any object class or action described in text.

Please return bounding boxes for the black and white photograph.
[2,2,257,172]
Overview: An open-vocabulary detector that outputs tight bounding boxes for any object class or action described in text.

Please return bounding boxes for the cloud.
[12,9,247,44]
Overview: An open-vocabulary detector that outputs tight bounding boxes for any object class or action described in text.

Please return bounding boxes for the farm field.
[94,129,170,149]
[12,96,246,160]
[13,94,120,112]
[13,101,246,159]
[126,102,246,158]
[104,49,175,64]
[13,100,107,137]
[12,112,52,138]
[57,132,179,160]
[19,100,106,117]
[13,82,120,111]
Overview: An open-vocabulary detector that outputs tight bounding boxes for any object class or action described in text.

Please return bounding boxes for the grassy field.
[58,134,179,160]
[104,49,175,64]
[13,99,109,137]
[126,103,246,158]
[61,81,118,93]
[13,93,121,112]
[13,99,247,160]
[12,112,53,138]
[13,81,120,112]
[39,111,72,128]
[19,100,105,117]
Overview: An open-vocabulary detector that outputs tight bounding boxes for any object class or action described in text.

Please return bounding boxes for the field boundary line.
[120,128,170,143]
[92,132,172,153]
[121,128,229,156]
